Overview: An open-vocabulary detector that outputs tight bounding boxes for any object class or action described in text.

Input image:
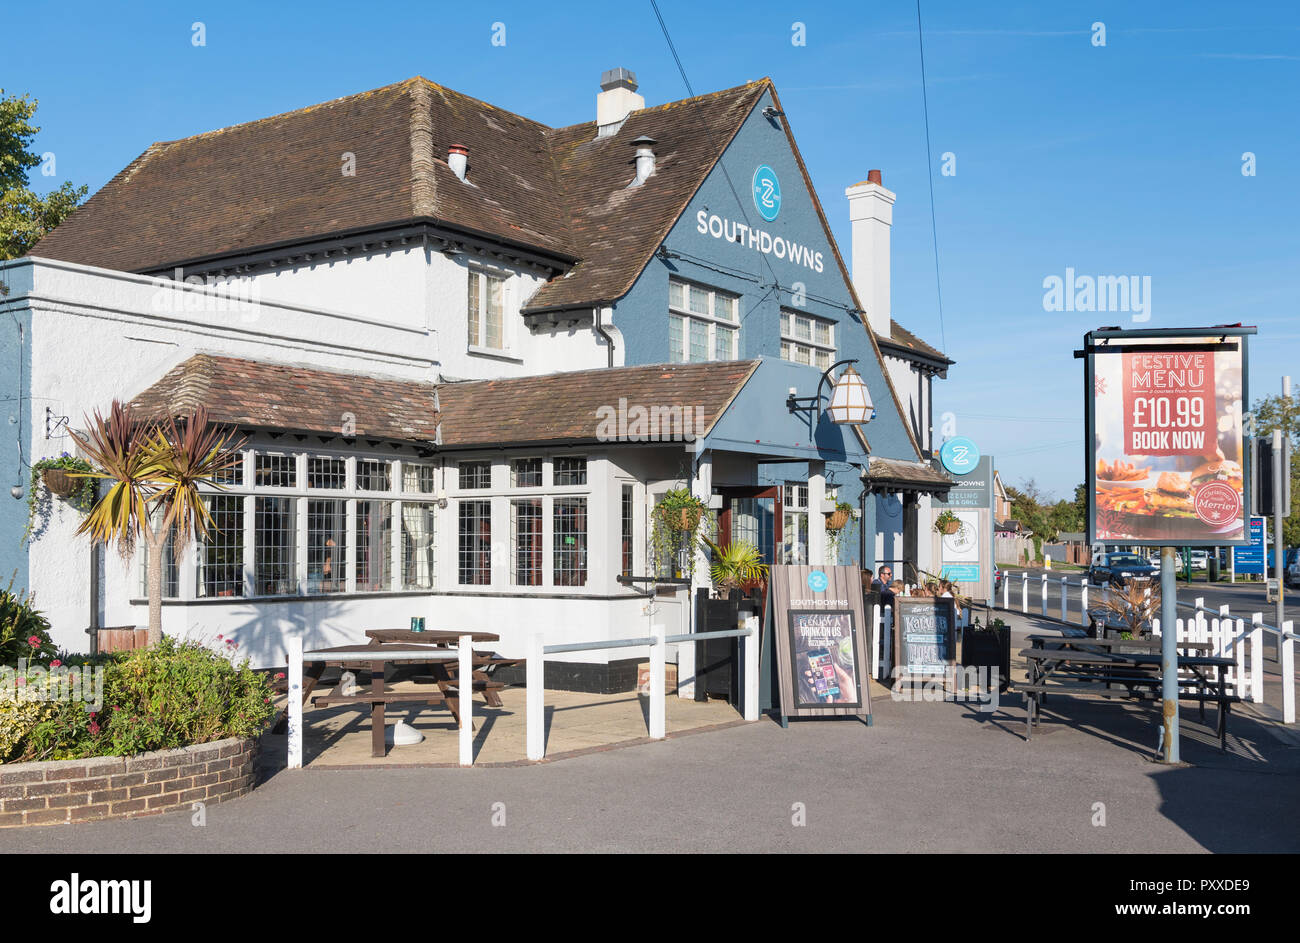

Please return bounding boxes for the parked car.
[1286,549,1300,588]
[1188,550,1209,570]
[1087,552,1158,588]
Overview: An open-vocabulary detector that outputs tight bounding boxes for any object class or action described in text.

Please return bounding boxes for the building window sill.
[467,345,523,364]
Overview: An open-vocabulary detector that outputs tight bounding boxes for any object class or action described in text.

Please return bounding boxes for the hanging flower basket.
[676,506,703,533]
[940,519,961,535]
[41,467,78,498]
[935,510,963,536]
[827,507,851,531]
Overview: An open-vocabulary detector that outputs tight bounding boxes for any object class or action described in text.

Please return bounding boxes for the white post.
[1002,572,1009,610]
[743,611,760,722]
[1045,553,1052,570]
[1194,598,1206,645]
[1040,574,1048,616]
[1250,614,1263,704]
[287,637,303,771]
[1282,622,1295,724]
[1060,577,1068,622]
[649,624,666,739]
[807,461,827,565]
[1218,604,1234,686]
[870,603,881,680]
[526,633,544,761]
[458,634,473,766]
[1081,579,1089,622]
[1021,573,1028,613]
[883,608,894,681]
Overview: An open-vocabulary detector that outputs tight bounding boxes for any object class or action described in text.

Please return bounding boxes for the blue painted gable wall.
[609,87,917,565]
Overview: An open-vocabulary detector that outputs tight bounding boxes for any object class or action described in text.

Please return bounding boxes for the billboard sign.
[1084,327,1255,547]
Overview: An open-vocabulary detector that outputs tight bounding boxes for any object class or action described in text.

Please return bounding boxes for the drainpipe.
[87,541,100,655]
[594,306,615,368]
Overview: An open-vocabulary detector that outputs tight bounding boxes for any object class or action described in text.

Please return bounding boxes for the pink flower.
[51,660,62,668]
[89,722,100,735]
[274,672,286,680]
[217,634,224,640]
[15,677,25,686]
[27,636,40,646]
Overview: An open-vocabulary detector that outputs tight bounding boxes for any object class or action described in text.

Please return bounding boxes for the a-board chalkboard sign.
[762,565,872,724]
[892,596,958,685]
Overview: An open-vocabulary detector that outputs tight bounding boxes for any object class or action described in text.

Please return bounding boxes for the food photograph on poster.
[1089,330,1251,544]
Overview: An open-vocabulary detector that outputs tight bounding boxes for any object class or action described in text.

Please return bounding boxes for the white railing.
[994,571,1297,724]
[285,636,474,770]
[525,613,760,762]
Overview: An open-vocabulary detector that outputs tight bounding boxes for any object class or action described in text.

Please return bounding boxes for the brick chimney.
[845,170,895,338]
[596,68,644,138]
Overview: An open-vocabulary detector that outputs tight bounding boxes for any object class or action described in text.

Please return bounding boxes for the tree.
[1251,392,1300,547]
[71,403,243,646]
[0,89,87,260]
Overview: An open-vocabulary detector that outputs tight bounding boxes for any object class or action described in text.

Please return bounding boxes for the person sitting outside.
[872,565,896,609]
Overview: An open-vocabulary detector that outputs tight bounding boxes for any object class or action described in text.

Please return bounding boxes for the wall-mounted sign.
[1085,327,1254,546]
[761,565,872,724]
[892,597,958,685]
[939,437,980,476]
[694,210,824,273]
[752,164,782,221]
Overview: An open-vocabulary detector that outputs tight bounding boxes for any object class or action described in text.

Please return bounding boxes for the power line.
[916,0,948,355]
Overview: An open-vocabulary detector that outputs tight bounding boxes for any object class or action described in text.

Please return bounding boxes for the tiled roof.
[866,457,953,492]
[33,78,578,273]
[129,354,442,444]
[526,83,766,312]
[435,359,757,447]
[31,76,764,314]
[876,321,950,364]
[128,354,758,448]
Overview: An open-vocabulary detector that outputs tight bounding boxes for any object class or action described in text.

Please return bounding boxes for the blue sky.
[6,0,1298,500]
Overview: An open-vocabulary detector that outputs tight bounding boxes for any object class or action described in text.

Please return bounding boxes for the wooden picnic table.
[1026,634,1212,655]
[362,629,522,713]
[1020,645,1239,751]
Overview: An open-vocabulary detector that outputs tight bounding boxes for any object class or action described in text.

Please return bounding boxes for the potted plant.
[650,487,712,580]
[963,615,1011,692]
[22,453,97,544]
[825,500,858,563]
[700,536,768,596]
[935,509,963,536]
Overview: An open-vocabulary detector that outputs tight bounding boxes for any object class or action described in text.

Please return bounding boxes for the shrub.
[0,585,55,667]
[0,683,59,763]
[7,636,276,762]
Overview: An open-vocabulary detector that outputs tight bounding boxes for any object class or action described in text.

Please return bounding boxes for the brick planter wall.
[0,737,256,828]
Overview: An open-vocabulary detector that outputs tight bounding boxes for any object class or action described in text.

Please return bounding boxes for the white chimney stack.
[845,169,895,338]
[596,68,644,138]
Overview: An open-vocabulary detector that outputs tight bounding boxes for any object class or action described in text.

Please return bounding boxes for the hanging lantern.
[826,366,873,424]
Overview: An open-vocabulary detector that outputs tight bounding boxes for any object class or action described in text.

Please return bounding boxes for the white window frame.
[669,278,740,363]
[780,309,836,369]
[467,266,509,354]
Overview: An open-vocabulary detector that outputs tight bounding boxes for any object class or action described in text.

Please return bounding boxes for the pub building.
[1,70,953,693]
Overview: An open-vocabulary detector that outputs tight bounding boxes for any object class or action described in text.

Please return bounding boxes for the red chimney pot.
[867,169,882,185]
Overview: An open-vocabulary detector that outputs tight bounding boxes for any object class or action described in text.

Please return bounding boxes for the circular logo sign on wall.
[939,437,981,476]
[752,165,781,221]
[807,569,828,593]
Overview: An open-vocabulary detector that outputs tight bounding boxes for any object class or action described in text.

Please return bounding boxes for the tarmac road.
[3,616,1297,855]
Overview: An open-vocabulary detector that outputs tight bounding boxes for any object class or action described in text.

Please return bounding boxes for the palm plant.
[700,536,768,596]
[1096,579,1161,637]
[70,402,243,646]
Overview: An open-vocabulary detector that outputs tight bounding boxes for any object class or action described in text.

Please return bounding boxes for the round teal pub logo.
[752,165,781,221]
[807,569,828,592]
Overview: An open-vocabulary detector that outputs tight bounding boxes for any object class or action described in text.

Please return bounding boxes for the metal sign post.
[1274,428,1286,658]
[1160,545,1180,763]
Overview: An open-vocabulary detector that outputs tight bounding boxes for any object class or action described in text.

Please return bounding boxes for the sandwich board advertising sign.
[760,565,872,726]
[1083,326,1255,547]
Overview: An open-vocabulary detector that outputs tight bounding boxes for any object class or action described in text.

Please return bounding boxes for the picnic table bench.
[271,629,523,757]
[1020,641,1239,751]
